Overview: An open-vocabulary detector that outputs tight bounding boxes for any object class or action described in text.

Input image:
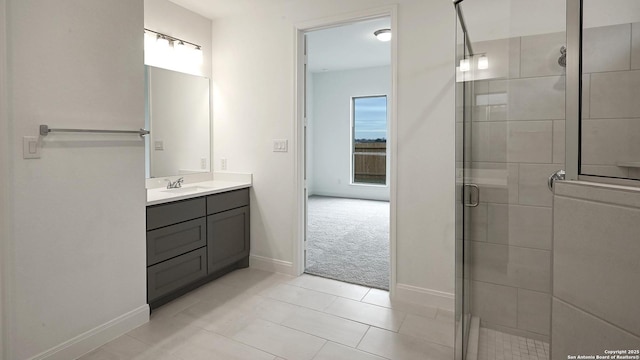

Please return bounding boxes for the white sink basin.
[161,186,214,194]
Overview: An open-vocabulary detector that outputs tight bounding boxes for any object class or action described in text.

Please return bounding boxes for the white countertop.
[147,180,251,206]
[146,172,252,206]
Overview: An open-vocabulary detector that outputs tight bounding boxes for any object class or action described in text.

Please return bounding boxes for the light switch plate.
[23,136,41,159]
[154,140,164,150]
[273,139,288,152]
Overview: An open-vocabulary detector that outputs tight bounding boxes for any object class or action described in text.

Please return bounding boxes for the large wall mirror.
[145,65,211,178]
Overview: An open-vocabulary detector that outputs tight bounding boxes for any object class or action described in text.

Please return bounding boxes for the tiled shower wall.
[551,182,640,358]
[467,21,640,341]
[466,30,564,342]
[582,23,640,180]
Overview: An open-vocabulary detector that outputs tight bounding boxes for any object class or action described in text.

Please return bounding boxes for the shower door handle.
[548,169,566,192]
[464,184,480,207]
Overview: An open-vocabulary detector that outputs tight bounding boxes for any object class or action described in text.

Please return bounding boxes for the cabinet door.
[147,247,207,302]
[207,206,249,273]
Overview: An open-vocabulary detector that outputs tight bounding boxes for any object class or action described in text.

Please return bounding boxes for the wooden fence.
[353,142,386,184]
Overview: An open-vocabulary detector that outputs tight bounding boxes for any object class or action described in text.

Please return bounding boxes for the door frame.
[292,5,399,294]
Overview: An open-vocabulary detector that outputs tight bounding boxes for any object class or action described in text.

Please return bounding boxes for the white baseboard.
[394,283,454,311]
[29,304,149,360]
[250,254,296,276]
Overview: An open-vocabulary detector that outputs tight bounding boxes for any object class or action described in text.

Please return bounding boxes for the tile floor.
[78,269,455,360]
[477,328,549,360]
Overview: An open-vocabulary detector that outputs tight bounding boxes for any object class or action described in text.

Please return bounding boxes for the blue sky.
[354,96,387,140]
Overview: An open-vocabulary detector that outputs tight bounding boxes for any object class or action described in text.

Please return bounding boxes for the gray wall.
[552,181,640,357]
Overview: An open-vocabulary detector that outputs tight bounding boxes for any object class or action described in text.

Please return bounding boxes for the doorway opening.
[302,17,392,290]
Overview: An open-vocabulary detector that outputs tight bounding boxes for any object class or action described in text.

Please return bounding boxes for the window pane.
[353,96,387,185]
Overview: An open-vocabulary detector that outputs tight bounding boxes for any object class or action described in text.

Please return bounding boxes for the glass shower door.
[455,3,475,358]
[455,1,565,359]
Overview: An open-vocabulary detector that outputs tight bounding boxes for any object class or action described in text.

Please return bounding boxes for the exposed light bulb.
[174,41,189,60]
[193,46,203,65]
[144,32,156,51]
[156,35,170,49]
[459,59,470,72]
[478,55,489,70]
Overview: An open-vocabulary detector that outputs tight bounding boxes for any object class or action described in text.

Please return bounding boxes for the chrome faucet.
[165,177,184,189]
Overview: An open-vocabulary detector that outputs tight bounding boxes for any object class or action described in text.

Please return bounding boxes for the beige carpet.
[306,196,390,290]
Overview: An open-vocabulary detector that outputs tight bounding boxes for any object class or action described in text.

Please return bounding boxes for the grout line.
[277,312,368,350]
[320,295,338,312]
[211,325,285,360]
[466,238,552,253]
[481,201,552,210]
[632,23,636,70]
[309,341,329,360]
[279,278,375,305]
[360,288,372,302]
[355,326,371,349]
[469,278,551,297]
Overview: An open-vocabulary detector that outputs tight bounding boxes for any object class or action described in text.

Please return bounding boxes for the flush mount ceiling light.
[374,28,391,42]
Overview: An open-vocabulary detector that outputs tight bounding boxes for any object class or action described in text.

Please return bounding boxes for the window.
[352,96,388,185]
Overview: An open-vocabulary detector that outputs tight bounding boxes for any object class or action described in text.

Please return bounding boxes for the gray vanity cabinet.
[207,206,250,273]
[146,188,250,310]
[147,247,207,302]
[206,189,250,274]
[147,217,207,266]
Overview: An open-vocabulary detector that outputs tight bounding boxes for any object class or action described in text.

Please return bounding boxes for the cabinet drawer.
[147,247,207,302]
[147,217,206,266]
[207,188,249,215]
[207,206,250,273]
[147,197,206,230]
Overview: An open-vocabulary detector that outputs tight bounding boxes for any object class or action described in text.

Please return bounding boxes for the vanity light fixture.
[193,45,203,65]
[459,58,470,72]
[374,28,391,42]
[156,34,170,49]
[477,54,489,70]
[174,40,187,53]
[144,28,202,63]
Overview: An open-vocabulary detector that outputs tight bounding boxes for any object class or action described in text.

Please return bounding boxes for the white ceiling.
[169,0,391,74]
[306,17,391,73]
[169,0,279,19]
